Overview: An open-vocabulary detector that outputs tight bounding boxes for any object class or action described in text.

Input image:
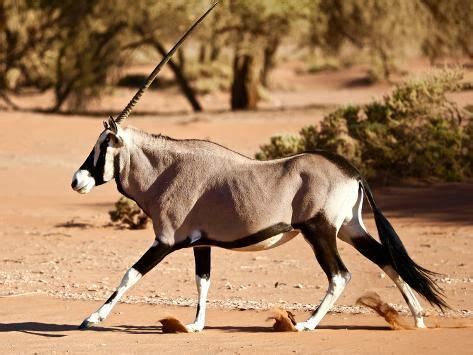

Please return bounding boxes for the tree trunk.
[153,41,202,112]
[231,53,259,111]
[260,38,279,87]
[52,81,73,112]
[177,48,185,72]
[209,45,220,62]
[0,91,19,110]
[209,28,221,62]
[379,47,391,80]
[198,44,207,63]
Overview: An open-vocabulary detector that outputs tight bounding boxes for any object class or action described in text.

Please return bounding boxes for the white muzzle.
[71,170,96,194]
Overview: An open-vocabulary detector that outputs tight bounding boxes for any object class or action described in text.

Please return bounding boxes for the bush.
[117,74,175,90]
[109,197,150,230]
[256,69,473,183]
[185,61,232,94]
[255,134,303,160]
[463,119,473,177]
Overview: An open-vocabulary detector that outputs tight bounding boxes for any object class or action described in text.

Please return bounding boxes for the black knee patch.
[193,247,211,280]
[104,291,118,304]
[133,244,174,275]
[293,212,337,242]
[350,236,390,267]
[293,212,349,278]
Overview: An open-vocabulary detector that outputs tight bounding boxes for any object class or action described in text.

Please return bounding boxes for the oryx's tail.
[359,178,448,310]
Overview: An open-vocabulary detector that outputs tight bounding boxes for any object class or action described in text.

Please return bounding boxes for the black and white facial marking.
[71,122,123,194]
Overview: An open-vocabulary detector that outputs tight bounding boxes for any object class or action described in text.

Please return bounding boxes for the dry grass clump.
[109,197,149,230]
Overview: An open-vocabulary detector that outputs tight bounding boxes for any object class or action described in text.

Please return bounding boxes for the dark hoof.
[78,320,94,330]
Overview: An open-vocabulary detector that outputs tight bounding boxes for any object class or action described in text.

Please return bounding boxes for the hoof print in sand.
[267,308,298,332]
[357,291,412,330]
[159,316,189,333]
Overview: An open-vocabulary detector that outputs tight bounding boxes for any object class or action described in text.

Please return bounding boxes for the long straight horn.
[114,1,219,124]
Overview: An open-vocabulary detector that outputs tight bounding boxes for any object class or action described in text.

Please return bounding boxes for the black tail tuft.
[360,179,449,311]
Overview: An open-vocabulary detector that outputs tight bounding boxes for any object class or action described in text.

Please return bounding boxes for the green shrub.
[255,134,303,160]
[305,58,341,74]
[185,61,232,94]
[462,119,473,177]
[109,197,149,230]
[256,69,472,183]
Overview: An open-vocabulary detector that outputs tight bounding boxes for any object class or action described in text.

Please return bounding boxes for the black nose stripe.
[71,179,78,189]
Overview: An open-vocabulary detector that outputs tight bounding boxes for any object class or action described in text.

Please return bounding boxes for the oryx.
[71,4,446,332]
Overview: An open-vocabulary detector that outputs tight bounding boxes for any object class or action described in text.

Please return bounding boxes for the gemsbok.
[71,2,446,332]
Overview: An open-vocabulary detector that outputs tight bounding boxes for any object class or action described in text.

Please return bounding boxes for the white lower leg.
[383,266,426,328]
[83,268,142,325]
[296,273,349,331]
[186,276,210,332]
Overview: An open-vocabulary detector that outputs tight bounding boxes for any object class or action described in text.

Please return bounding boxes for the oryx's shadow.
[0,322,392,337]
[0,322,115,337]
[205,324,391,332]
[317,324,391,331]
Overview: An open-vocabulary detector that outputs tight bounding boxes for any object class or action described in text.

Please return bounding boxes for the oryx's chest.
[231,230,300,251]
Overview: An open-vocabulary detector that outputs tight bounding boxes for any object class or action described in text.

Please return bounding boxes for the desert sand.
[0,65,472,353]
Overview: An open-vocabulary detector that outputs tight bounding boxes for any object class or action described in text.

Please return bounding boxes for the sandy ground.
[0,66,472,353]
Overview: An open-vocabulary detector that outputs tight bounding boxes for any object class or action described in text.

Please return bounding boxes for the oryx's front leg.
[186,247,211,332]
[79,240,173,329]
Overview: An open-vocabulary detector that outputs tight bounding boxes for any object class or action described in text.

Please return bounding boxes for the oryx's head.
[71,118,124,194]
[70,2,218,194]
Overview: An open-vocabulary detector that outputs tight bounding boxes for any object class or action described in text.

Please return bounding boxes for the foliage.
[1,0,472,111]
[304,59,341,74]
[0,1,58,93]
[421,0,473,62]
[256,70,473,183]
[302,0,472,80]
[301,0,425,80]
[49,1,130,111]
[109,197,149,230]
[185,61,232,94]
[462,120,473,177]
[255,134,303,160]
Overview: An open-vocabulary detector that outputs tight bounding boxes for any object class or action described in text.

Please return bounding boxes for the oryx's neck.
[115,128,177,215]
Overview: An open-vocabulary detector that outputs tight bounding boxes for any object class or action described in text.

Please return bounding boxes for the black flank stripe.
[190,223,293,250]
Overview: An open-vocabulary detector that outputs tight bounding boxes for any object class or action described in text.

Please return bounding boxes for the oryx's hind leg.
[338,186,426,328]
[293,213,351,331]
[79,240,173,329]
[186,246,211,332]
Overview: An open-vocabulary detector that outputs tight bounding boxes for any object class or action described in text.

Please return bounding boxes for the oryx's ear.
[110,133,124,147]
[107,117,124,147]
